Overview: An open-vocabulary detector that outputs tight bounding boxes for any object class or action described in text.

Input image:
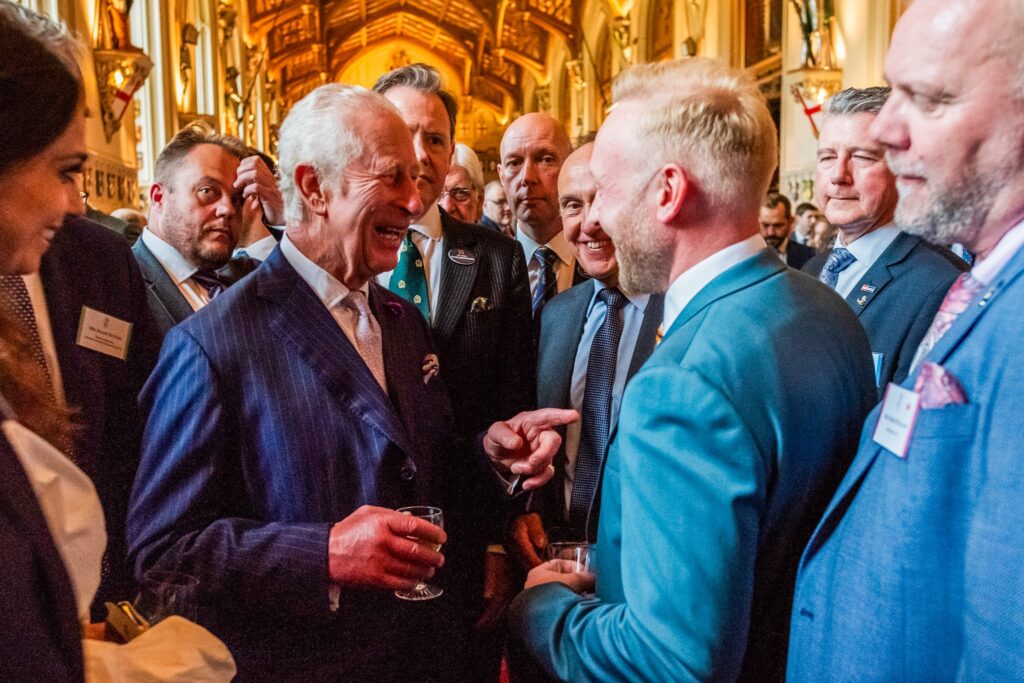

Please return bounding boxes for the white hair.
[612,58,778,214]
[452,143,484,192]
[277,84,400,225]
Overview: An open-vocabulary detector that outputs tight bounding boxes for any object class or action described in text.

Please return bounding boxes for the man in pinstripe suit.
[126,85,573,682]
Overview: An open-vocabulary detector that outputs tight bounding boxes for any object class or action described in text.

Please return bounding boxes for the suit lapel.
[843,232,917,315]
[664,250,785,341]
[257,251,416,460]
[626,293,664,381]
[434,212,478,342]
[132,239,194,325]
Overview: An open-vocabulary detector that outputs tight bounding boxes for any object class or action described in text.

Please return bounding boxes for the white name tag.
[872,383,921,458]
[76,307,132,360]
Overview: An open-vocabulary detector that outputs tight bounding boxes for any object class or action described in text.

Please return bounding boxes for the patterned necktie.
[909,272,986,373]
[341,290,387,391]
[191,269,225,300]
[531,245,559,318]
[389,232,430,321]
[568,287,629,538]
[0,275,52,393]
[818,247,857,289]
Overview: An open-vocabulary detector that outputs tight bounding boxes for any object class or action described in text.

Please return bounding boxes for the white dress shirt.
[235,235,277,262]
[377,204,444,321]
[140,229,213,312]
[972,218,1024,286]
[20,273,65,404]
[562,280,651,515]
[663,234,769,333]
[516,229,576,296]
[831,225,901,298]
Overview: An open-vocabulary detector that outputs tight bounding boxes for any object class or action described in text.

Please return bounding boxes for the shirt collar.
[663,234,768,332]
[516,228,574,266]
[834,224,901,264]
[971,217,1024,286]
[141,228,200,285]
[587,278,651,316]
[280,233,368,309]
[411,204,443,241]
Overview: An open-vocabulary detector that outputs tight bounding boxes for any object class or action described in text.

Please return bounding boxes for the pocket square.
[422,354,440,385]
[914,362,968,408]
[470,296,492,312]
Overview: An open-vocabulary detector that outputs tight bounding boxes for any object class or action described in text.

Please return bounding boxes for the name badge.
[76,307,132,360]
[872,383,921,458]
[447,248,475,266]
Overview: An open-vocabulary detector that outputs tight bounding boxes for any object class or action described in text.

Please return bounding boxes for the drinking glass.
[546,541,592,574]
[395,506,445,601]
[133,570,199,624]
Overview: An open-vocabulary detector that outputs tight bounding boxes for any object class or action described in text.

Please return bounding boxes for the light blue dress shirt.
[562,279,650,514]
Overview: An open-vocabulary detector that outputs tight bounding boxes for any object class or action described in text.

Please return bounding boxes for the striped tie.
[531,246,559,319]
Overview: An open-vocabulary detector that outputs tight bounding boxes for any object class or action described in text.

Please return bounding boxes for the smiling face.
[870,0,1024,256]
[815,112,898,242]
[559,143,617,284]
[382,86,453,217]
[0,104,86,274]
[320,111,423,288]
[150,143,243,270]
[499,113,570,243]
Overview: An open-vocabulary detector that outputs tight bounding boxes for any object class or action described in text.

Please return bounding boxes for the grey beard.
[895,176,989,248]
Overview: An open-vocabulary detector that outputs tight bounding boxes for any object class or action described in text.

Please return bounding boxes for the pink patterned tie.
[909,272,986,372]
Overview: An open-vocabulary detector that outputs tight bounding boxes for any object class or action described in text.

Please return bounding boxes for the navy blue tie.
[818,247,856,290]
[531,246,559,318]
[568,287,628,538]
[191,269,225,300]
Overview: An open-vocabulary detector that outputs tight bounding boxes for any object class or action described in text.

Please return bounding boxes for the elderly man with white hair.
[126,83,574,682]
[508,57,877,682]
[439,143,485,223]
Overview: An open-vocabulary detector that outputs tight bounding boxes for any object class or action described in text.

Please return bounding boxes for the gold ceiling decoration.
[247,0,578,112]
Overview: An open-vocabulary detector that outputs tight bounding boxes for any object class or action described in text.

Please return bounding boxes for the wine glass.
[394,506,444,601]
[133,570,199,624]
[546,541,592,574]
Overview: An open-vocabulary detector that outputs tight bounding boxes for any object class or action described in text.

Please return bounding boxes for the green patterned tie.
[389,232,430,321]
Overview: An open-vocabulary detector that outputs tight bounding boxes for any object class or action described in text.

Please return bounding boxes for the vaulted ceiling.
[246,0,577,113]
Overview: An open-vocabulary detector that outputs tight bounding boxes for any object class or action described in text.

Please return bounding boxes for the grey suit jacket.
[804,231,966,394]
[531,281,664,537]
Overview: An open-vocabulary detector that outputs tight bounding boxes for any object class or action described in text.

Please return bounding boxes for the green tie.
[389,232,430,321]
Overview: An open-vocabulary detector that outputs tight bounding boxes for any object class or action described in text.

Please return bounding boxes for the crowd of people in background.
[2,0,1024,680]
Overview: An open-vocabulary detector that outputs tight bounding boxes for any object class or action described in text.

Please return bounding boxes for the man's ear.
[295,165,327,216]
[148,182,165,211]
[653,164,689,225]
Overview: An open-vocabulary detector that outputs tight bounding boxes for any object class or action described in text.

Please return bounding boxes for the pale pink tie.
[340,290,387,391]
[909,272,986,373]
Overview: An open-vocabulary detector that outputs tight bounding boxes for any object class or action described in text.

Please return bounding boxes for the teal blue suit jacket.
[510,249,877,682]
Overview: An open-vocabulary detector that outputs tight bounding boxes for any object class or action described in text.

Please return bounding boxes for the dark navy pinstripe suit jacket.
[126,247,495,681]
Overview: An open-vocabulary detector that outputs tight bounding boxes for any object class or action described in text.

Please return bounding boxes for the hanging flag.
[790,84,823,139]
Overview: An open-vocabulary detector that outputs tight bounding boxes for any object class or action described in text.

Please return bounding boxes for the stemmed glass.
[394,506,445,601]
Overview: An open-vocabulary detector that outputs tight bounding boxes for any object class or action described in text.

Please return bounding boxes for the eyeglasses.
[440,187,473,203]
[485,198,508,208]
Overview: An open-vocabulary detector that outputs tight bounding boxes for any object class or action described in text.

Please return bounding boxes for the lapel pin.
[448,248,475,266]
[860,283,877,293]
[856,295,868,306]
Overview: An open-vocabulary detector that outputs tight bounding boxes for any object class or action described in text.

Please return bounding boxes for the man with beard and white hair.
[788,0,1024,680]
[133,123,284,335]
[508,58,876,682]
[803,86,965,394]
[500,113,589,318]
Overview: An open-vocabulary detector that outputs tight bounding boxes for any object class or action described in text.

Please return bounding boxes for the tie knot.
[598,286,628,311]
[534,245,558,268]
[192,269,224,298]
[827,247,856,269]
[342,290,371,318]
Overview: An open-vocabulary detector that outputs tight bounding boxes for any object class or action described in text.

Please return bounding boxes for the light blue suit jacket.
[510,250,876,682]
[788,242,1024,681]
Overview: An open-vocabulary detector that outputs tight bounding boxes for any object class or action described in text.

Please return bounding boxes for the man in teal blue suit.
[508,58,877,682]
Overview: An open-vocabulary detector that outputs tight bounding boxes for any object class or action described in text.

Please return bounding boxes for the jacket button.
[399,465,416,481]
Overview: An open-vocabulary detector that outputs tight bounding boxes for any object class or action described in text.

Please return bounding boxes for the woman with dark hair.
[0,3,94,681]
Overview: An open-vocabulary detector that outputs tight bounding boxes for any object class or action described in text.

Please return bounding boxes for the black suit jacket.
[803,231,967,394]
[0,427,84,682]
[530,281,664,535]
[434,210,536,436]
[132,236,257,338]
[786,240,816,270]
[39,217,162,617]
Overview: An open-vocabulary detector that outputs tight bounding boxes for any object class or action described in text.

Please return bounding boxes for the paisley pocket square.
[470,296,493,312]
[914,362,967,408]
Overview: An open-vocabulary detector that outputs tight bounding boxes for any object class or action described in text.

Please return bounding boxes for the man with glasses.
[482,180,514,236]
[439,143,485,224]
